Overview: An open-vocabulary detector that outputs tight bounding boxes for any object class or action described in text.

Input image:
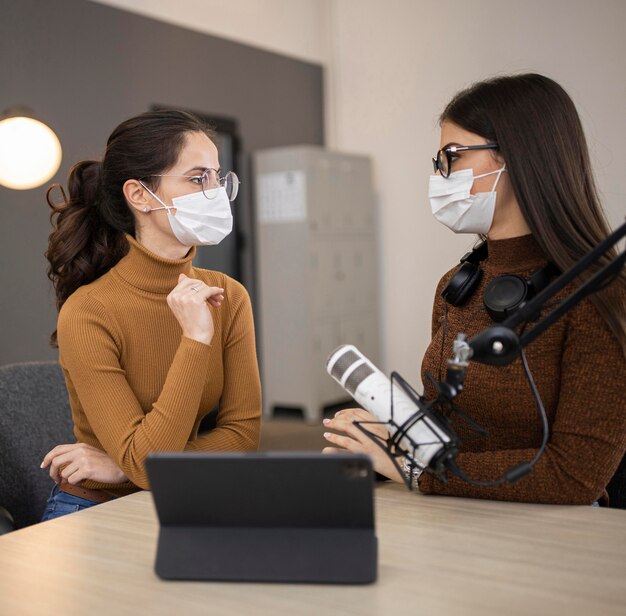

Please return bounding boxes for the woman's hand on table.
[322,408,404,483]
[41,443,128,485]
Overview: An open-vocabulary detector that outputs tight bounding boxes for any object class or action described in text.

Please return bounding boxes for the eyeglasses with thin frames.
[432,144,499,178]
[143,168,240,201]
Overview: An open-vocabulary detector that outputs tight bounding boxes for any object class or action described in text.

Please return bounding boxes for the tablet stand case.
[146,453,377,584]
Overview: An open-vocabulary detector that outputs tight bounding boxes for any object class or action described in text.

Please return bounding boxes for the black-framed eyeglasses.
[432,144,499,178]
[143,169,240,201]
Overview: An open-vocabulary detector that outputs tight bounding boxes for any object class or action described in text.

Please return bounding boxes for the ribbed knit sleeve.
[419,297,626,504]
[184,280,261,452]
[58,294,212,489]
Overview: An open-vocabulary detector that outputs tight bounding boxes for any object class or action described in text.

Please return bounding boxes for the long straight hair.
[46,109,215,346]
[441,73,625,354]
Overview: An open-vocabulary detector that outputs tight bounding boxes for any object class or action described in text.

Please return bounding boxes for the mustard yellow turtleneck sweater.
[57,235,261,496]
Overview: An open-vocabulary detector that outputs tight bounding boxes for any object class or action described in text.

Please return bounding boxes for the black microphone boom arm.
[456,219,626,368]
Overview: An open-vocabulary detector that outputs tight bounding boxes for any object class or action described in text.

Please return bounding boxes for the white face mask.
[140,184,233,246]
[428,165,506,234]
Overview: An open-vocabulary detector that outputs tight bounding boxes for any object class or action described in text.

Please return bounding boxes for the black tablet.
[145,452,377,584]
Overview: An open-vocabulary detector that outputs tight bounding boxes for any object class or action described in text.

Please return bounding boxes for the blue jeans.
[40,484,101,522]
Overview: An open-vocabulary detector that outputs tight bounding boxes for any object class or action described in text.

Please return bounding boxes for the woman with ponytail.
[40,110,261,520]
[322,74,625,505]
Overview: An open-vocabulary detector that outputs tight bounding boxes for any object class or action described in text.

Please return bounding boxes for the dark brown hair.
[46,109,215,345]
[441,73,625,354]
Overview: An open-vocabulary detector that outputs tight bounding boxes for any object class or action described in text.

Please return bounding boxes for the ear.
[123,179,152,214]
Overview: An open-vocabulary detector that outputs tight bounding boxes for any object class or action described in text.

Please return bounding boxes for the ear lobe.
[123,179,151,214]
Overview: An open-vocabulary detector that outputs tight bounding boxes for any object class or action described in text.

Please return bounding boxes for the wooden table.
[1,484,625,615]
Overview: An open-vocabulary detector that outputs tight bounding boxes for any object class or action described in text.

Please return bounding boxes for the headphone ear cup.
[442,262,483,307]
[483,275,529,322]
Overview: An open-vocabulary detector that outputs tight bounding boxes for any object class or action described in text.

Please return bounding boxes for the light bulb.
[0,116,62,190]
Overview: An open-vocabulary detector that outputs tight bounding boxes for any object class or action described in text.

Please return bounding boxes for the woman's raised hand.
[167,273,224,345]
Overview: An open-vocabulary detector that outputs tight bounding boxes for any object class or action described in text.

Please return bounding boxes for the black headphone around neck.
[441,242,558,322]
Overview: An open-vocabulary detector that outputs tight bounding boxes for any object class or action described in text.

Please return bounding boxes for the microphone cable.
[446,339,550,487]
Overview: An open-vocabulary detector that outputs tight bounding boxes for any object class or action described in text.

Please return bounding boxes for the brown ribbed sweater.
[419,234,626,504]
[57,235,261,496]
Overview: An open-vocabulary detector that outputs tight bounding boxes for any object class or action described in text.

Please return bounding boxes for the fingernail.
[322,418,331,425]
[323,432,331,438]
[40,462,44,468]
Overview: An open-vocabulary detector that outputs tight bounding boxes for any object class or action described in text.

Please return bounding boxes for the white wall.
[88,0,626,383]
[326,0,626,379]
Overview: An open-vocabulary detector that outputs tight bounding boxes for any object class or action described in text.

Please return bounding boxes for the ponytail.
[46,160,131,346]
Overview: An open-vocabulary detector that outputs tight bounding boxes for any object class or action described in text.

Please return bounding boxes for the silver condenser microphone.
[326,345,457,474]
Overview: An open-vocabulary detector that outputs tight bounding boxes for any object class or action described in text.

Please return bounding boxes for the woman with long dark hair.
[323,74,625,505]
[40,110,261,520]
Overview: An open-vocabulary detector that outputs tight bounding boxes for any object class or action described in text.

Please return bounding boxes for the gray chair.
[607,453,626,509]
[0,361,74,531]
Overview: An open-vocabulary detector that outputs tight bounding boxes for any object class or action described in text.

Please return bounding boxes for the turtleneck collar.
[113,234,196,294]
[484,233,548,274]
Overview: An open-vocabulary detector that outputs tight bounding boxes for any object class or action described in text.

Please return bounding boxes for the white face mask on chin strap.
[140,183,233,247]
[428,165,506,234]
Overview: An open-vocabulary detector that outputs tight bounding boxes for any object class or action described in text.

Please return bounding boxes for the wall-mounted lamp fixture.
[0,106,62,190]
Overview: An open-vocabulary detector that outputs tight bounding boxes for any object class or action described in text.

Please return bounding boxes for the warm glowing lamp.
[0,106,62,190]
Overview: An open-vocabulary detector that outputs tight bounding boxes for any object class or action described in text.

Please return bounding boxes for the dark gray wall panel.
[0,0,324,363]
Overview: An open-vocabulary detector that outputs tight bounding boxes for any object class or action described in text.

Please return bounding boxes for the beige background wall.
[91,0,626,381]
